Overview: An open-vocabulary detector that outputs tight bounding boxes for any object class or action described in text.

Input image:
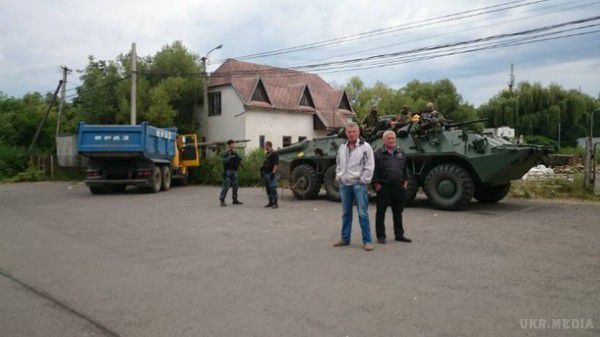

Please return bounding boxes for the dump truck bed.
[77,122,177,163]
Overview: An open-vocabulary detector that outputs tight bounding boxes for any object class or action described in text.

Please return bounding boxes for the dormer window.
[251,79,270,104]
[338,92,352,110]
[299,86,315,108]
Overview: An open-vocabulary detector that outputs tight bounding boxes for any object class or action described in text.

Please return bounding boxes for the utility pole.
[29,80,63,152]
[507,63,515,93]
[198,44,223,136]
[557,122,561,151]
[584,108,600,190]
[55,65,72,139]
[130,42,137,125]
[201,56,208,134]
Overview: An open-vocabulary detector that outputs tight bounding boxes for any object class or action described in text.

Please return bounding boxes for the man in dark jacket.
[261,141,279,209]
[372,130,412,243]
[220,140,243,206]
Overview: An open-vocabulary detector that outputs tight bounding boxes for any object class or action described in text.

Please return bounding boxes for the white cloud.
[0,0,598,104]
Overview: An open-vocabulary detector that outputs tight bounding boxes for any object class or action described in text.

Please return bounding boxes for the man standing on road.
[333,122,375,251]
[261,141,279,209]
[373,131,412,243]
[220,140,243,207]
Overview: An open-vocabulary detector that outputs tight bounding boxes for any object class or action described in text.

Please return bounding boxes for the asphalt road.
[0,182,598,337]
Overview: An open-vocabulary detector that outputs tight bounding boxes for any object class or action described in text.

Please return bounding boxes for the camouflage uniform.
[362,107,380,138]
[410,102,443,150]
[393,106,412,130]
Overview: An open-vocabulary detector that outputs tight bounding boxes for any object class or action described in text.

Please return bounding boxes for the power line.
[210,0,549,63]
[65,76,130,100]
[289,0,599,66]
[286,15,600,71]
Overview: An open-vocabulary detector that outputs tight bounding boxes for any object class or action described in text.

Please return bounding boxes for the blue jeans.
[220,169,239,201]
[263,172,278,204]
[339,183,372,244]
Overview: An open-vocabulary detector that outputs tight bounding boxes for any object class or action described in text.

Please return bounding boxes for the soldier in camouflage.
[390,105,412,131]
[362,106,380,139]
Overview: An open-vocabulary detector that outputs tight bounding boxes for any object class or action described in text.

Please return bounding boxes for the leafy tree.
[478,82,599,146]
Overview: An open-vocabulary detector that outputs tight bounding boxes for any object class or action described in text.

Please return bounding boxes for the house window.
[208,92,221,116]
[298,136,307,142]
[282,136,292,147]
[313,114,326,130]
[338,92,352,110]
[251,79,270,104]
[299,87,315,108]
[259,135,265,148]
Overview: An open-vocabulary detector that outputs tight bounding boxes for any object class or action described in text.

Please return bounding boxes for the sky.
[0,0,599,106]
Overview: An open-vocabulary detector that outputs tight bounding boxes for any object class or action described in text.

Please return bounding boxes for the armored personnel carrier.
[277,117,551,210]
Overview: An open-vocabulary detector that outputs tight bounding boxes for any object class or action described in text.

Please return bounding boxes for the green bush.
[0,143,28,179]
[238,148,265,187]
[5,162,45,182]
[190,148,266,186]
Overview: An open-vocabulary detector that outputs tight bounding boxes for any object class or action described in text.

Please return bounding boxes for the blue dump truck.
[77,122,199,194]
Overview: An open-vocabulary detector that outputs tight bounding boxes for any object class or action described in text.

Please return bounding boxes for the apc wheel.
[424,163,474,210]
[161,166,171,191]
[89,186,107,195]
[474,183,510,204]
[404,173,419,206]
[290,164,321,199]
[323,165,341,201]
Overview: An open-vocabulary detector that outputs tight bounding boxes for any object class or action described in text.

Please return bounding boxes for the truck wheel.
[474,182,510,203]
[404,173,419,206]
[424,163,474,210]
[89,186,107,195]
[323,165,341,201]
[290,164,321,199]
[144,166,162,193]
[161,166,171,191]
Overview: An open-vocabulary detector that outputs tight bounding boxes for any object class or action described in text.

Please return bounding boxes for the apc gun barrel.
[444,118,488,129]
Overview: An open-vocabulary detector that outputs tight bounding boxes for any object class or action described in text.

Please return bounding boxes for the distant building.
[200,59,355,151]
[483,126,515,139]
[576,137,600,148]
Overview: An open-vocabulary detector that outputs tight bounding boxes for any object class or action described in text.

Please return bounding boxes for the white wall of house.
[206,85,334,152]
[245,109,315,150]
[206,85,246,143]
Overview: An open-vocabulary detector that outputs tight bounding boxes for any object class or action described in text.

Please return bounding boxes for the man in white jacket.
[333,122,375,251]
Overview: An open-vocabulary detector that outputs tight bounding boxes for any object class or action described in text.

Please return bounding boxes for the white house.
[483,126,515,139]
[199,59,355,151]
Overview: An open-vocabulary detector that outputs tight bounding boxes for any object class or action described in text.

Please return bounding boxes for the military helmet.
[426,102,436,111]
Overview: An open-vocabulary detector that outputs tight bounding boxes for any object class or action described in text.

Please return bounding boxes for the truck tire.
[424,163,474,210]
[323,165,341,201]
[474,182,510,204]
[142,166,162,193]
[161,166,171,191]
[89,186,107,195]
[290,164,321,199]
[404,173,419,206]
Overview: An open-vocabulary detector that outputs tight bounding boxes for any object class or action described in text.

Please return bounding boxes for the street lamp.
[199,44,223,134]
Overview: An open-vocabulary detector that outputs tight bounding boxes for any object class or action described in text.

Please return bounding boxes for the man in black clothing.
[261,141,279,209]
[372,130,412,243]
[219,140,243,206]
